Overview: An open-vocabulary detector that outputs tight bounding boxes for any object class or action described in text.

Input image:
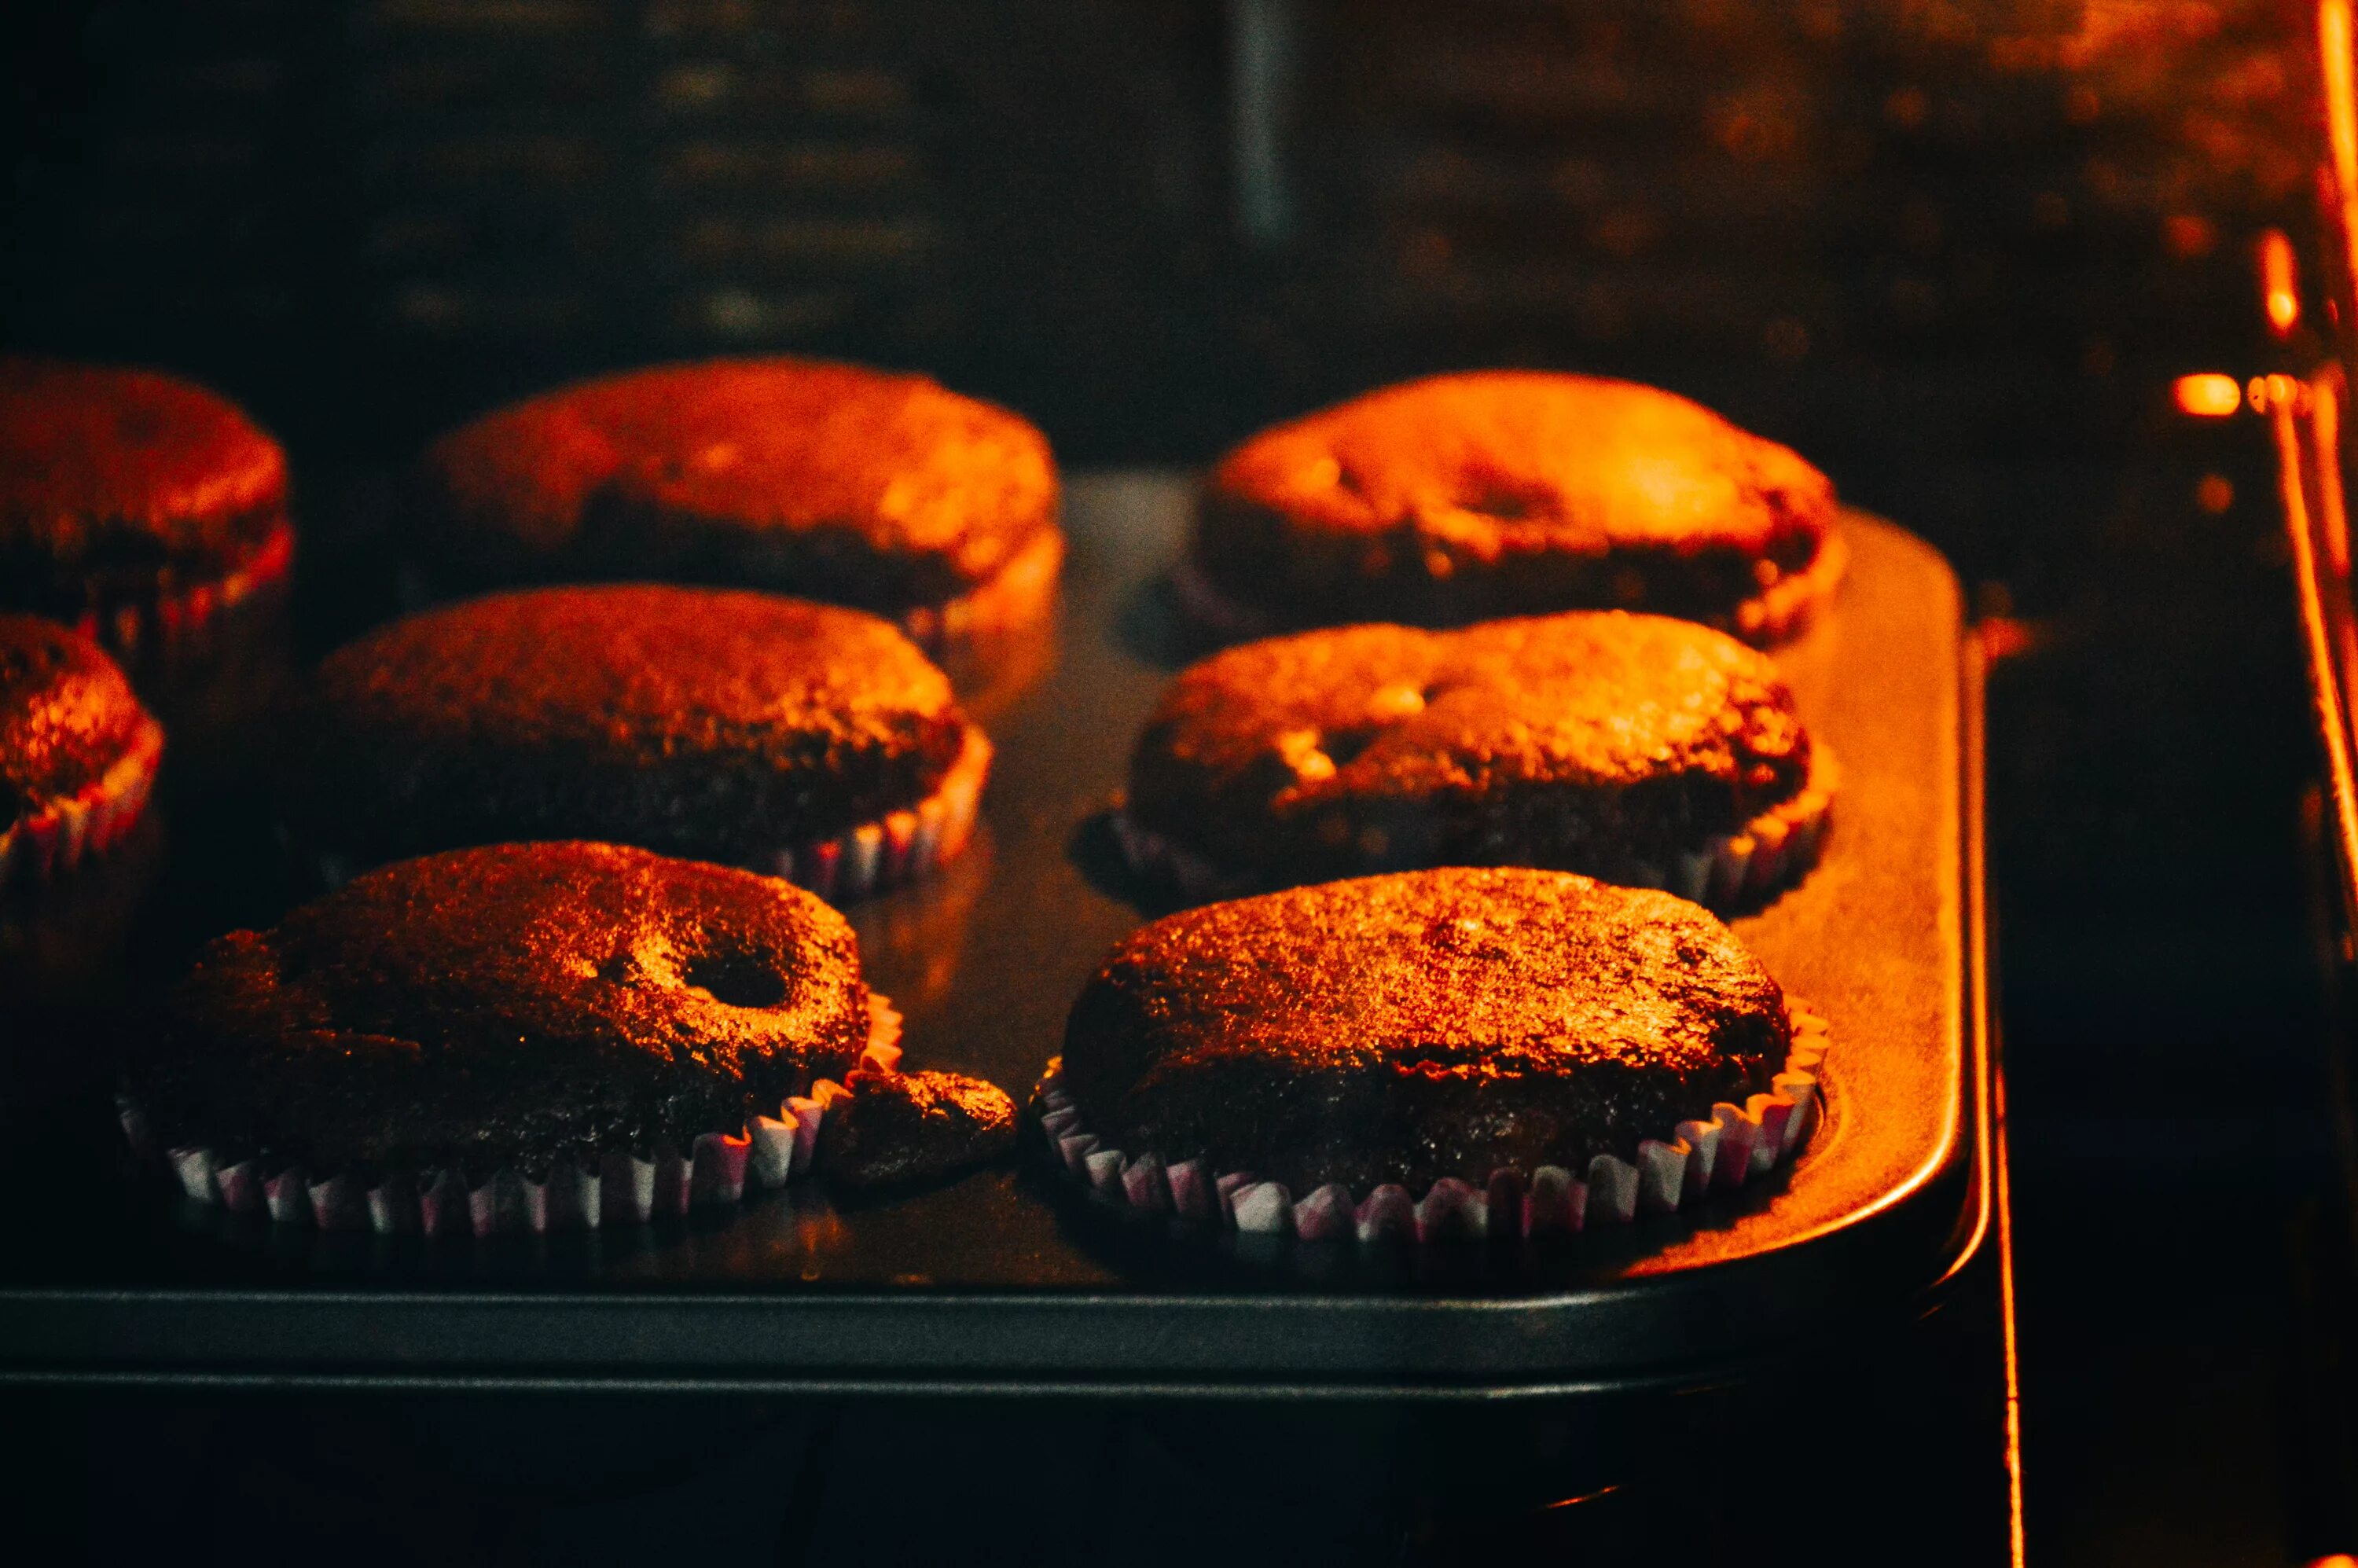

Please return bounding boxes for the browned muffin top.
[1196,373,1833,629]
[1127,611,1809,883]
[0,357,286,564]
[1061,867,1791,1194]
[283,585,974,866]
[421,357,1059,614]
[144,842,874,1176]
[0,616,154,821]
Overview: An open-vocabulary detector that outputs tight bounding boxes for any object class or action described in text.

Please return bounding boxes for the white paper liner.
[762,725,991,903]
[1030,1007,1831,1243]
[1173,524,1846,651]
[121,993,906,1239]
[313,724,991,905]
[1113,740,1835,914]
[69,516,296,663]
[0,715,163,887]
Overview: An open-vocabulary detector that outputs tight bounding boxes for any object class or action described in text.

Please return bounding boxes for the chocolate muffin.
[417,357,1063,653]
[281,585,990,901]
[0,356,294,661]
[1053,868,1815,1208]
[1,615,163,885]
[138,842,877,1192]
[1119,611,1833,910]
[1185,372,1842,644]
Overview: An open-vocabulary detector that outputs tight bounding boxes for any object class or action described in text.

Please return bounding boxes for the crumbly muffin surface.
[1061,867,1791,1193]
[284,585,975,867]
[422,356,1059,615]
[1128,611,1810,886]
[147,842,875,1174]
[1196,372,1833,629]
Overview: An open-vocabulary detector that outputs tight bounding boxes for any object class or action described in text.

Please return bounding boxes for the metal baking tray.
[0,473,1987,1394]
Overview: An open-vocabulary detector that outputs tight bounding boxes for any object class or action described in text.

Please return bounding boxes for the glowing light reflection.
[2263,229,2301,336]
[2173,372,2245,417]
[2324,1,2358,306]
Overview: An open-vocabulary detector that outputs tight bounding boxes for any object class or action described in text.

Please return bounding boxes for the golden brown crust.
[419,357,1061,616]
[1126,611,1810,889]
[282,586,976,871]
[145,842,875,1176]
[1061,867,1791,1193]
[1194,373,1835,634]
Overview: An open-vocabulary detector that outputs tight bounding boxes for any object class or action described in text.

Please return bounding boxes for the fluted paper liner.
[120,993,905,1239]
[1114,741,1835,914]
[1030,1007,1831,1243]
[314,725,991,906]
[0,715,163,886]
[1171,525,1845,649]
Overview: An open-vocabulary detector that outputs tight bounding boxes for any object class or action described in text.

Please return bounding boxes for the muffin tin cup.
[1170,525,1846,650]
[309,725,992,906]
[1030,1008,1829,1243]
[69,516,296,668]
[1111,741,1836,916]
[0,715,163,887]
[118,995,906,1239]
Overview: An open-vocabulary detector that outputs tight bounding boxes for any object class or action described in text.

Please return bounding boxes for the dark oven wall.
[0,0,1230,465]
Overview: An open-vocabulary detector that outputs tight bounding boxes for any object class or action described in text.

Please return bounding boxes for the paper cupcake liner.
[119,994,905,1239]
[312,724,992,905]
[69,516,296,666]
[762,725,993,904]
[1170,525,1846,650]
[1030,1008,1831,1243]
[0,716,163,887]
[898,525,1064,659]
[1113,741,1835,914]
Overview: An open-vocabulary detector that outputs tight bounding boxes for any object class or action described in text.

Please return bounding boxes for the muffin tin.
[0,473,1986,1395]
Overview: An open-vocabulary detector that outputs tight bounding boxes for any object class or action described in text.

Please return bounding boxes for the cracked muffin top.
[139,842,875,1176]
[419,356,1060,617]
[1060,866,1792,1194]
[1192,372,1836,637]
[1126,610,1812,888]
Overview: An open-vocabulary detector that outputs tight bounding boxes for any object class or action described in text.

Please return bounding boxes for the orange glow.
[2316,376,2351,575]
[2262,230,2301,336]
[2196,472,2235,513]
[2306,1557,2358,1568]
[2324,1,2358,304]
[2173,373,2244,416]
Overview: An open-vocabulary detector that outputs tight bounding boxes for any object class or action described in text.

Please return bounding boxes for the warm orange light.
[2325,1,2358,303]
[2318,377,2352,575]
[2174,373,2245,417]
[2262,230,2301,336]
[2305,1556,2358,1568]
